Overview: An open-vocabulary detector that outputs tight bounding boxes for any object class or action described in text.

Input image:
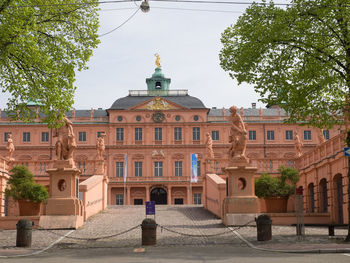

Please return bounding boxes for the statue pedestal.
[94,160,105,175]
[223,166,259,226]
[39,160,84,229]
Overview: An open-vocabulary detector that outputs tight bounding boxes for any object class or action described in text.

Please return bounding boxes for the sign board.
[344,147,350,156]
[145,201,155,215]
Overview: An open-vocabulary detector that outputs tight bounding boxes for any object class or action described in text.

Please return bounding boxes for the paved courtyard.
[1,205,350,256]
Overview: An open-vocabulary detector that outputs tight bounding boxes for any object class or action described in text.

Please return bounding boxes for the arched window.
[155,81,161,89]
[319,178,328,212]
[308,183,315,213]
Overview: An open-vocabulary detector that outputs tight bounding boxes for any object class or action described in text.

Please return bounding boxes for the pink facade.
[296,133,349,224]
[0,67,347,226]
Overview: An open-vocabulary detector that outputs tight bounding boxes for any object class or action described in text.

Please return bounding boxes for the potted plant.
[5,165,49,216]
[255,166,299,213]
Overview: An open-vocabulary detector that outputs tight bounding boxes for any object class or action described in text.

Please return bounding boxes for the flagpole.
[124,181,126,206]
[190,180,192,205]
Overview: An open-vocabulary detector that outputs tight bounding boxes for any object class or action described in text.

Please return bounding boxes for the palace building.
[0,65,341,210]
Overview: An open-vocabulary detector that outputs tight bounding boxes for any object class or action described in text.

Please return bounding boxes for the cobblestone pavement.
[55,205,243,249]
[1,205,350,256]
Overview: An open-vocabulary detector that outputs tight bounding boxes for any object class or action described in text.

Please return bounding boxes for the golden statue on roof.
[155,53,161,68]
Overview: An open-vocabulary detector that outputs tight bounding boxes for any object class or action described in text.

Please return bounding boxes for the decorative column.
[0,157,9,217]
[127,186,131,205]
[146,186,150,202]
[167,186,172,205]
[39,160,84,229]
[223,105,259,226]
[187,187,191,205]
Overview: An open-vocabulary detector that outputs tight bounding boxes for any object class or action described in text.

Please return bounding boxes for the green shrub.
[255,166,300,198]
[5,165,49,203]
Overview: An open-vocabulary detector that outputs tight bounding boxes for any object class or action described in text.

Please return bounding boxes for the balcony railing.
[295,133,345,170]
[129,90,188,96]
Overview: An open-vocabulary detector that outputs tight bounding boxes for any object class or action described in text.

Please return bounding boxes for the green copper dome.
[146,68,171,91]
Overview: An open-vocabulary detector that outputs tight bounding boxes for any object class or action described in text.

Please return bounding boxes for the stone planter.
[264,196,289,213]
[18,199,41,216]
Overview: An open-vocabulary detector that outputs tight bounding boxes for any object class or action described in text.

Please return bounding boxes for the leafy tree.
[5,165,49,202]
[255,167,299,198]
[220,0,350,241]
[0,0,100,125]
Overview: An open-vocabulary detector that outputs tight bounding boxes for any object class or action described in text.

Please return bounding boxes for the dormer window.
[155,81,162,89]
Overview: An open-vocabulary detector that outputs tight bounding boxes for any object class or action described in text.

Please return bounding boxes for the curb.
[0,229,75,258]
[229,228,350,254]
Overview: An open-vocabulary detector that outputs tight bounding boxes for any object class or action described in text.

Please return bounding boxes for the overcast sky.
[1,0,289,110]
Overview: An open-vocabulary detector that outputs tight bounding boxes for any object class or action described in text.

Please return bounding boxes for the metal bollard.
[141,218,157,246]
[16,219,33,247]
[256,214,272,241]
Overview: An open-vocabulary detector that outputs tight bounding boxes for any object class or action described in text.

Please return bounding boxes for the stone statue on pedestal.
[205,132,214,159]
[6,134,15,161]
[318,129,325,144]
[228,106,248,164]
[96,133,106,160]
[294,131,303,157]
[54,117,76,164]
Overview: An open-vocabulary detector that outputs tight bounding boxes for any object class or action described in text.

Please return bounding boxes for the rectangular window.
[4,132,11,142]
[211,130,219,141]
[40,163,47,174]
[154,161,163,177]
[267,130,274,140]
[285,130,293,140]
[193,127,200,141]
[116,162,124,177]
[41,132,49,142]
[23,132,30,142]
[175,161,182,177]
[78,132,86,142]
[97,131,105,138]
[116,194,124,205]
[135,162,142,177]
[194,193,202,205]
[323,130,330,140]
[197,161,201,177]
[135,128,142,141]
[116,128,124,141]
[249,130,256,141]
[174,127,182,141]
[304,130,312,140]
[155,127,162,141]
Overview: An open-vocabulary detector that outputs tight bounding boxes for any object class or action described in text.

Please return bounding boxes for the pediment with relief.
[130,97,188,111]
[132,154,144,160]
[172,153,184,159]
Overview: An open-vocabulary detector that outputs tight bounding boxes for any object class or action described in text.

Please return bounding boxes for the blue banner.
[191,153,198,183]
[145,201,155,215]
[124,153,127,182]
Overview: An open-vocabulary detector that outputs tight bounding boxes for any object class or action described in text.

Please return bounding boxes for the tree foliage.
[255,166,299,198]
[5,165,49,202]
[220,0,350,129]
[0,0,100,126]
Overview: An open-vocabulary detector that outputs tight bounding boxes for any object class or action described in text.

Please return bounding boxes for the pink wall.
[79,175,108,220]
[296,133,349,224]
[0,157,9,216]
[204,174,226,218]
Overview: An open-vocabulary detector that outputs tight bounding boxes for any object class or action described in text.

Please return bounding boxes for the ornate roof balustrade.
[295,132,345,171]
[128,90,188,96]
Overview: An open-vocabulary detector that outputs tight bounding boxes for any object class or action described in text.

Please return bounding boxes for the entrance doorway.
[151,188,167,205]
[134,199,143,205]
[174,198,183,205]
